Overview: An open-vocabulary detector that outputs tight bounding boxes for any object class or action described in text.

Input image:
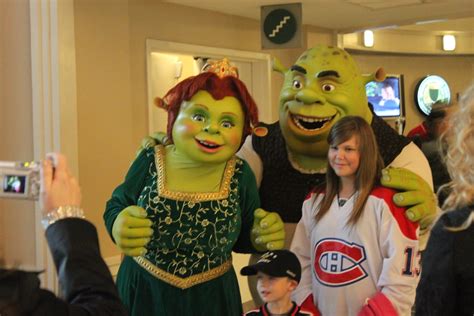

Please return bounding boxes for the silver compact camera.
[0,161,41,200]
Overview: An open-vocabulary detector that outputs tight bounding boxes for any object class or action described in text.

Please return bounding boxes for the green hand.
[135,131,169,157]
[251,208,285,252]
[381,167,437,229]
[112,205,153,256]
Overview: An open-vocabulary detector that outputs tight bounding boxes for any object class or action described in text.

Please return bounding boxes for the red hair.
[161,72,259,145]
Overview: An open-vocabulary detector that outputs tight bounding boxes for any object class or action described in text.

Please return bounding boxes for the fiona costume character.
[104,59,285,316]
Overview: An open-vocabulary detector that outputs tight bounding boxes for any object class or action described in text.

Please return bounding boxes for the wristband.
[42,205,85,229]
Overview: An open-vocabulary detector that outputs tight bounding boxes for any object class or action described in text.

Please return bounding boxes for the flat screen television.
[365,74,405,118]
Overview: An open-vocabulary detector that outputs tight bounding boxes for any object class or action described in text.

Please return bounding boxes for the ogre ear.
[252,126,268,137]
[154,97,169,111]
[272,57,288,75]
[362,67,386,85]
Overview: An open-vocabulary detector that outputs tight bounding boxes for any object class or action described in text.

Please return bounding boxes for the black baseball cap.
[240,250,301,282]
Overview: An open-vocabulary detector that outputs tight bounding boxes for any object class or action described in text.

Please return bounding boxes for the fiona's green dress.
[104,146,259,315]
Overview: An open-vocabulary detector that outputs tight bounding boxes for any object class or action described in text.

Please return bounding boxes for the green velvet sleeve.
[103,147,155,242]
[233,159,260,253]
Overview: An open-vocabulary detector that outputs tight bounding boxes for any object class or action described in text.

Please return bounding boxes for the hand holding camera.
[1,154,83,227]
[40,153,81,214]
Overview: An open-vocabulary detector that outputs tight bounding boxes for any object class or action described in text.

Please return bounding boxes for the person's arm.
[39,153,127,316]
[103,147,154,256]
[415,215,456,316]
[233,160,261,253]
[383,143,438,249]
[46,219,128,316]
[103,147,154,239]
[360,190,420,316]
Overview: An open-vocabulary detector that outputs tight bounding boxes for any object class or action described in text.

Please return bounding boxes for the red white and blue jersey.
[291,187,420,316]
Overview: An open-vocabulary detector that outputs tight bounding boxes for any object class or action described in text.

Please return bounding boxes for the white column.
[29,0,78,292]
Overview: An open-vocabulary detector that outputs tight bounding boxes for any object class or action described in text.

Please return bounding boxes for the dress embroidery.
[136,145,243,288]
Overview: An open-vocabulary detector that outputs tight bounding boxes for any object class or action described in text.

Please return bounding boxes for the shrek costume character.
[104,63,284,316]
[239,45,434,234]
[236,45,435,305]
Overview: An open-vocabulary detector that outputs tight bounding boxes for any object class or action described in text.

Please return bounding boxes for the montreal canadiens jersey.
[291,187,419,316]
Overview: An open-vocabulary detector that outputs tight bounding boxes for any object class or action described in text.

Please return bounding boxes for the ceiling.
[164,0,474,33]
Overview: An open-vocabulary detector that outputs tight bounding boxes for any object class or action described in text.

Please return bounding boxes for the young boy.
[241,250,316,316]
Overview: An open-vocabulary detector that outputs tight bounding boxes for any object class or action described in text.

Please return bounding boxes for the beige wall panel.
[307,25,335,47]
[0,0,35,266]
[74,0,134,258]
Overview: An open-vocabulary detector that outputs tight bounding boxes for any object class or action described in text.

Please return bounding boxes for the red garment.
[406,122,428,141]
[358,292,398,316]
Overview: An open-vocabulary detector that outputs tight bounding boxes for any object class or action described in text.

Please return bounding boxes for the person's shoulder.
[369,186,398,202]
[304,185,325,202]
[134,144,158,163]
[370,186,419,240]
[435,206,474,231]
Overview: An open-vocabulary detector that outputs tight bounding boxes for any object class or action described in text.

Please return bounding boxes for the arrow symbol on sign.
[269,16,291,38]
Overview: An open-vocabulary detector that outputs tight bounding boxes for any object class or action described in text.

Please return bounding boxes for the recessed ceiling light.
[363,30,374,47]
[443,35,456,51]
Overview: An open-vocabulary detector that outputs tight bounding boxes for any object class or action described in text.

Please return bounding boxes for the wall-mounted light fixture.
[174,60,183,79]
[442,34,456,51]
[363,30,374,48]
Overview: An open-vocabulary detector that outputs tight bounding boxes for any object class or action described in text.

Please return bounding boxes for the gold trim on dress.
[155,145,237,202]
[133,256,232,289]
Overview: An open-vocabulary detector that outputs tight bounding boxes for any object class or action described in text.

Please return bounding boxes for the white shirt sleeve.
[388,142,434,190]
[237,135,263,187]
[377,199,420,316]
[388,141,438,249]
[290,196,316,305]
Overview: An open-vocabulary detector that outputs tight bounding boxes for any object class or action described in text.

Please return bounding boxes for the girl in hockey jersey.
[291,116,420,316]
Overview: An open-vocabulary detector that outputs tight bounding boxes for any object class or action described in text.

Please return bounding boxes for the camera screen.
[3,175,27,194]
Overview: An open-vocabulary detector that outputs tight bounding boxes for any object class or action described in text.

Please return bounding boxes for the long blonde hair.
[315,116,384,225]
[439,83,474,230]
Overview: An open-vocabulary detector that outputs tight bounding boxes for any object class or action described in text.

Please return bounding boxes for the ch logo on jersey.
[314,238,368,287]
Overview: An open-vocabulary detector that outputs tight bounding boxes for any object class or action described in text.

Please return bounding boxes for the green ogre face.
[172,90,245,164]
[279,45,372,157]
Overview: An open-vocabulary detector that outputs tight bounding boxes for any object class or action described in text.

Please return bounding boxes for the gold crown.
[202,58,239,79]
